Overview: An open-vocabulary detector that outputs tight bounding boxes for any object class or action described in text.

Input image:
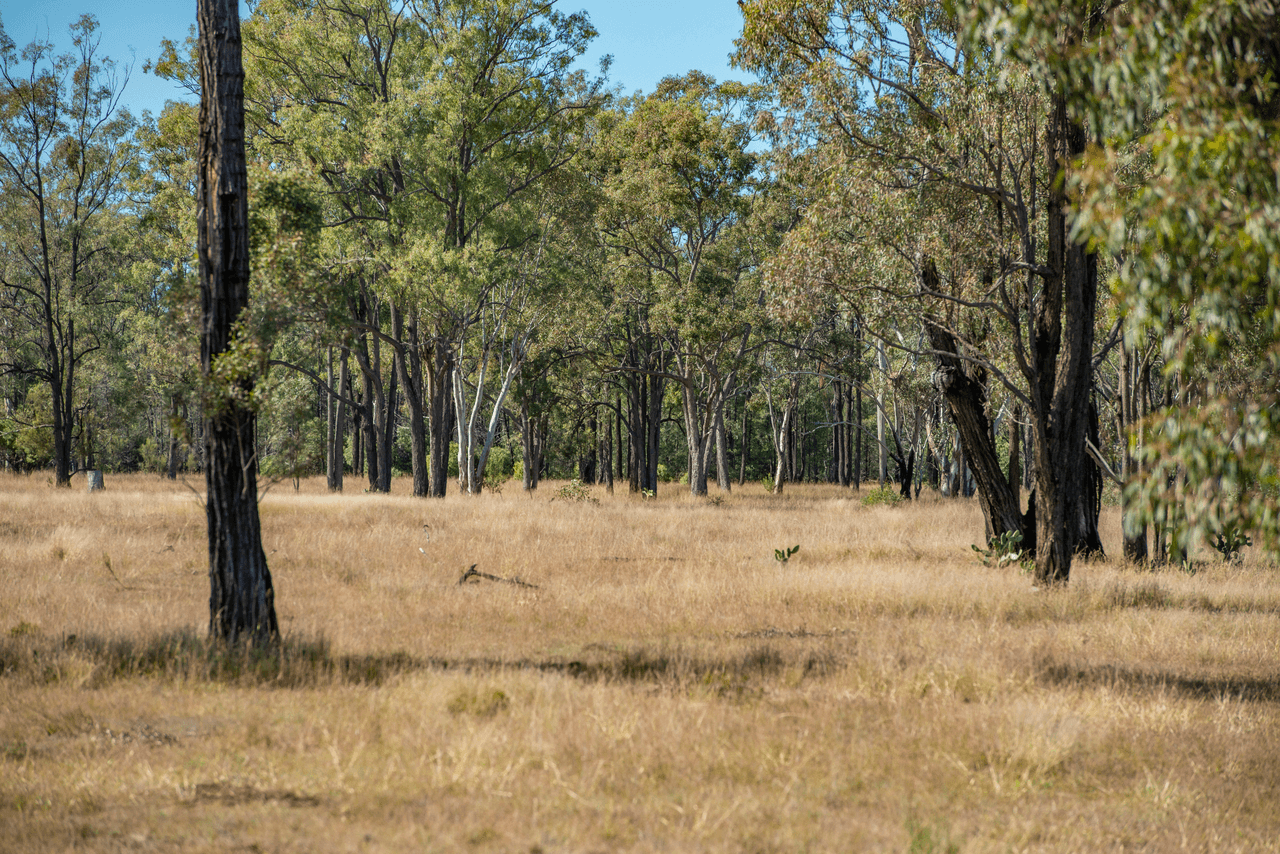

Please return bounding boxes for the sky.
[0,0,753,118]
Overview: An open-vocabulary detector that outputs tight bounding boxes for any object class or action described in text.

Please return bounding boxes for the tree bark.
[391,304,428,496]
[1031,86,1102,584]
[714,397,732,492]
[922,259,1026,543]
[198,0,277,645]
[328,348,349,491]
[1118,336,1149,562]
[426,340,453,497]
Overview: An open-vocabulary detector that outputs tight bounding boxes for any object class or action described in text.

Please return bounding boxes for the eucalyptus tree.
[197,0,277,644]
[451,170,594,494]
[738,0,1111,582]
[243,0,605,497]
[131,102,204,478]
[1006,0,1280,557]
[0,16,140,486]
[593,73,763,496]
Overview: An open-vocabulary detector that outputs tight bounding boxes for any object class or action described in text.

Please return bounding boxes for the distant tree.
[738,0,1108,582]
[197,0,277,644]
[243,0,604,498]
[0,15,139,486]
[593,73,763,496]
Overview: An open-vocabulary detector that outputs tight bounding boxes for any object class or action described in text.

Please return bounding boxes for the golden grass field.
[2,471,1279,853]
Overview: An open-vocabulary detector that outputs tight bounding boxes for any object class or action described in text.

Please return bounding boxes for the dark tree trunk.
[389,303,428,496]
[738,397,750,486]
[1031,87,1102,584]
[426,341,453,498]
[351,302,386,492]
[922,259,1026,543]
[579,416,598,484]
[327,347,349,491]
[198,0,277,645]
[601,410,614,494]
[378,356,396,492]
[646,369,664,493]
[853,384,862,488]
[627,374,642,493]
[167,394,183,480]
[1007,403,1021,509]
[1118,338,1148,563]
[714,398,731,492]
[520,398,545,491]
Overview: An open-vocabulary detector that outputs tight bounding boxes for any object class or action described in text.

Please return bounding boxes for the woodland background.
[2,0,1278,580]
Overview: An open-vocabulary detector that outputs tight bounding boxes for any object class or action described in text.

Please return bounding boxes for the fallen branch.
[457,564,539,589]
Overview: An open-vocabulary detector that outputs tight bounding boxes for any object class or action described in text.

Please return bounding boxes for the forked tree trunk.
[1031,87,1102,584]
[922,260,1026,544]
[197,0,277,645]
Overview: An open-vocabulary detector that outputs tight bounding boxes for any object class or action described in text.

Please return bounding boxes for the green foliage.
[969,0,1280,556]
[486,446,515,480]
[2,386,54,468]
[861,486,902,508]
[971,531,1029,570]
[774,545,800,564]
[1212,526,1253,565]
[483,471,505,495]
[554,479,597,504]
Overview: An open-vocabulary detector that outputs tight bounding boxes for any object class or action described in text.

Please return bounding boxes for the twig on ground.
[457,564,539,589]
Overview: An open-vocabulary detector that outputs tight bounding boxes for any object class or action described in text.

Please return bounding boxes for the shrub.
[554,479,597,503]
[971,530,1030,570]
[1212,525,1252,563]
[861,485,902,507]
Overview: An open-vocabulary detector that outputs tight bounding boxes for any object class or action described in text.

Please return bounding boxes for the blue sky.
[0,1,752,118]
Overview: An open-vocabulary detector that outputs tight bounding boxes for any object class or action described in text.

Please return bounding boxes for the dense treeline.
[2,1,1277,583]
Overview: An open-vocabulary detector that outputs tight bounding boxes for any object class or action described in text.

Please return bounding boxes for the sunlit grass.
[2,472,1279,852]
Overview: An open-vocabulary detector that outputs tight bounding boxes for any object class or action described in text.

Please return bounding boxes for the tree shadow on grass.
[1037,658,1280,703]
[0,628,834,693]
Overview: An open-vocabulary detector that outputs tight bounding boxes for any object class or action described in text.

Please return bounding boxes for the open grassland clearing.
[2,472,1279,852]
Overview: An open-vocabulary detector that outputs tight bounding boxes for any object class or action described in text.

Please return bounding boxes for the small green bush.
[554,479,597,503]
[861,485,902,507]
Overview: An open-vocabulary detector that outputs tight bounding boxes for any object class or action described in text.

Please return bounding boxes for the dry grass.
[2,471,1279,852]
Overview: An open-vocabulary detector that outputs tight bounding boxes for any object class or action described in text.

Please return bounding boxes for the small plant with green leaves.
[554,479,597,504]
[774,545,800,564]
[759,475,775,493]
[482,470,505,495]
[1212,525,1252,564]
[861,485,902,507]
[641,488,656,500]
[971,530,1028,569]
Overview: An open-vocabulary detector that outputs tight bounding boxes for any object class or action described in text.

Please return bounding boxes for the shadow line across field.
[5,628,1279,704]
